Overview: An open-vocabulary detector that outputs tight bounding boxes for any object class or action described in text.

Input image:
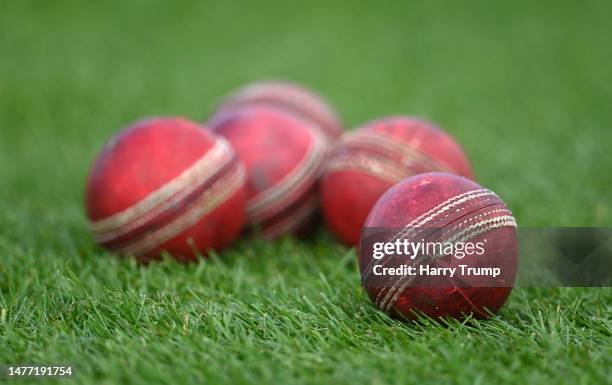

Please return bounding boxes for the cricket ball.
[213,80,343,141]
[359,172,518,320]
[321,117,474,246]
[85,117,247,262]
[208,105,327,239]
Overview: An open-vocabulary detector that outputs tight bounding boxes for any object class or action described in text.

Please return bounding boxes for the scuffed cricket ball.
[208,105,327,239]
[359,172,518,320]
[85,117,247,262]
[212,80,343,141]
[322,117,474,246]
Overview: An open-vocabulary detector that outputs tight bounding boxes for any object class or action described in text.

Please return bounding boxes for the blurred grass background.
[0,0,610,384]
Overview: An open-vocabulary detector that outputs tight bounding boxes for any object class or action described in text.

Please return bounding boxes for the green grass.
[1,0,611,384]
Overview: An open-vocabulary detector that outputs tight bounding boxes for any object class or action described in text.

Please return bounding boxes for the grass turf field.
[1,0,611,384]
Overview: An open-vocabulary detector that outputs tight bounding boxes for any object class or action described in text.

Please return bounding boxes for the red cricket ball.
[321,117,474,246]
[360,172,518,320]
[213,80,343,141]
[85,117,247,262]
[208,105,327,239]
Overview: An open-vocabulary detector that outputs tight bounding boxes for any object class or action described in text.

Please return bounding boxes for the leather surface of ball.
[322,117,474,246]
[85,117,247,262]
[213,80,343,141]
[209,106,327,239]
[360,172,518,320]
